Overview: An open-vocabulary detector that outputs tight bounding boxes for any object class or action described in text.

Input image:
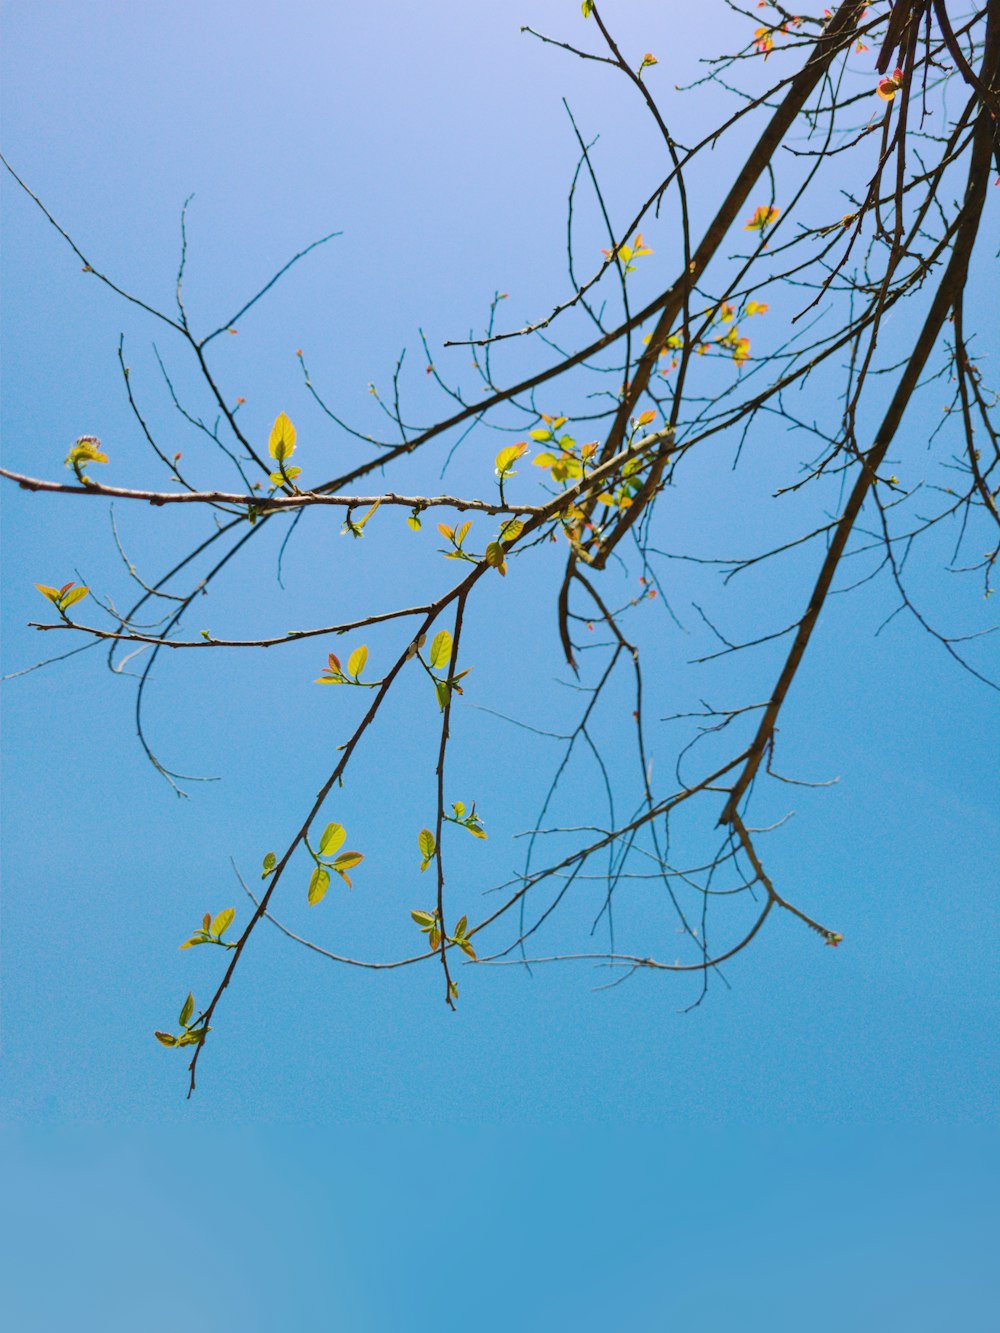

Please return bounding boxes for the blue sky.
[2,2,997,1327]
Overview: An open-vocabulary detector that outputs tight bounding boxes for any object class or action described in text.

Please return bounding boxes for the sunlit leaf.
[308,866,331,905]
[154,1031,177,1047]
[485,542,507,575]
[744,205,779,231]
[495,442,529,476]
[429,630,452,669]
[498,519,524,544]
[268,412,297,463]
[179,993,194,1028]
[333,850,364,871]
[347,645,368,677]
[211,907,235,937]
[418,828,436,862]
[35,584,61,604]
[319,823,346,856]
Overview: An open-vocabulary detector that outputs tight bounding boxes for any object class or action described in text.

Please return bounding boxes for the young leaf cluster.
[180,907,236,950]
[304,822,364,903]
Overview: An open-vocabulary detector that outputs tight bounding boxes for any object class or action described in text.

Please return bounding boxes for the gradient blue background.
[2,2,996,1327]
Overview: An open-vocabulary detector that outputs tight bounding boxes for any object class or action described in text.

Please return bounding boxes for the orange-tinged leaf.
[333,850,364,871]
[744,205,779,231]
[495,442,529,475]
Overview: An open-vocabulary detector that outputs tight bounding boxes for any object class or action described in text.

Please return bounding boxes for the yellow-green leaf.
[211,907,235,937]
[179,993,194,1028]
[61,586,90,610]
[495,442,529,475]
[347,645,368,677]
[411,910,436,928]
[35,584,61,603]
[268,412,296,463]
[308,866,331,905]
[530,429,553,442]
[485,542,507,575]
[418,828,436,861]
[154,1031,177,1047]
[429,630,452,669]
[498,519,523,545]
[333,850,364,871]
[319,823,346,856]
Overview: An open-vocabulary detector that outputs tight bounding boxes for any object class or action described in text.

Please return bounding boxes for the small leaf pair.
[35,582,90,616]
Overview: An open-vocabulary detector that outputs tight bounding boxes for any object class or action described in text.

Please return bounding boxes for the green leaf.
[333,850,364,871]
[262,851,277,875]
[429,630,452,669]
[467,824,487,839]
[530,428,553,443]
[347,645,368,678]
[458,939,477,960]
[418,828,436,862]
[452,801,466,818]
[582,0,593,16]
[154,1031,177,1047]
[436,681,451,712]
[407,514,422,531]
[453,915,468,939]
[179,993,195,1028]
[428,927,441,952]
[308,866,331,905]
[411,910,436,929]
[179,935,207,949]
[211,907,235,938]
[319,823,346,856]
[268,411,296,463]
[456,520,472,547]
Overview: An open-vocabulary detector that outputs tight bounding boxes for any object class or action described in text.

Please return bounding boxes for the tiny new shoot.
[155,991,209,1048]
